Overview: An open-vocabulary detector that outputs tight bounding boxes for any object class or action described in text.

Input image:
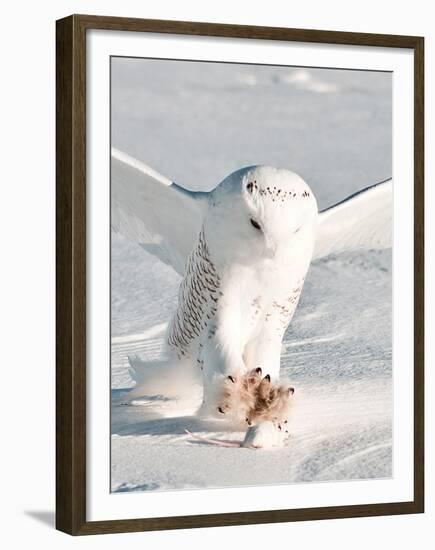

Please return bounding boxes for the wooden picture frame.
[56,14,424,535]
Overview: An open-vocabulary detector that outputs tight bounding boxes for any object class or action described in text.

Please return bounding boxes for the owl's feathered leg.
[243,327,285,383]
[197,320,248,419]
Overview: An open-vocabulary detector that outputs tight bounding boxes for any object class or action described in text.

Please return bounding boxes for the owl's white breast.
[213,220,317,345]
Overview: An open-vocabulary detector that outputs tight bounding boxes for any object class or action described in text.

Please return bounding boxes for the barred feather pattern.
[167,228,221,361]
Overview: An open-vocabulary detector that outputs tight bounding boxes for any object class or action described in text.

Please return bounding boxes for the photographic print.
[56,15,423,533]
[110,57,393,492]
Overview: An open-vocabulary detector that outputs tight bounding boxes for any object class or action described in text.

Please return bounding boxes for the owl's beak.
[264,235,277,258]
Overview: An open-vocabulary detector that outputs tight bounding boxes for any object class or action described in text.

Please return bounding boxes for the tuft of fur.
[217,368,294,425]
[248,376,294,425]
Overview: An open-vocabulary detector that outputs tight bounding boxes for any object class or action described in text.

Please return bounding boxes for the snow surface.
[110,58,392,493]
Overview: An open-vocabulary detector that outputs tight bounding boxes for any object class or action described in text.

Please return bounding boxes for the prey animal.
[112,149,392,446]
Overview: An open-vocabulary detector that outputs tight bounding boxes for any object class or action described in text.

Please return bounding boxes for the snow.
[110,58,392,493]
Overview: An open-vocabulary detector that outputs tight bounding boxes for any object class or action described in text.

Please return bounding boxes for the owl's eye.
[250,218,262,231]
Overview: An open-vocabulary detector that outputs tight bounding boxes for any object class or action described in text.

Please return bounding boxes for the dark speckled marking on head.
[245,179,313,204]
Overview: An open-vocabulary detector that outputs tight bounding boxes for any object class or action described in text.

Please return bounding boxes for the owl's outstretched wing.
[111,148,209,276]
[313,178,392,261]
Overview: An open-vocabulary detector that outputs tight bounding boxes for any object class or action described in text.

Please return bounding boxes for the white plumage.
[313,178,392,260]
[111,149,208,275]
[111,148,392,425]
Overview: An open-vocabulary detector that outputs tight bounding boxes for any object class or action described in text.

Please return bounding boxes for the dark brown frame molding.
[56,14,424,535]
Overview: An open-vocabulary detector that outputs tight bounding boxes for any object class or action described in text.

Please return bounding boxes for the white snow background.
[110,58,392,493]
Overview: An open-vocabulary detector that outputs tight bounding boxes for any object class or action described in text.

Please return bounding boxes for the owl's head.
[204,165,318,264]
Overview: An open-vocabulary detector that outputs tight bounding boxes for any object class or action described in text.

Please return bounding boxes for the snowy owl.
[112,149,392,437]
